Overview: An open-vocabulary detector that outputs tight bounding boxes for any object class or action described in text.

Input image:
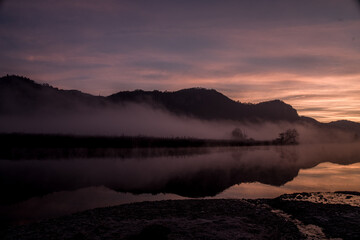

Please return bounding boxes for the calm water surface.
[1,143,360,225]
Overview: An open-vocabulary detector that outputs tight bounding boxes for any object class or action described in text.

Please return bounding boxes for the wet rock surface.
[2,199,303,240]
[2,192,360,240]
[266,192,360,240]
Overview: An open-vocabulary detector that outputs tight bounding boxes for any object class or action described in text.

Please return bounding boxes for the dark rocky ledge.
[2,192,360,240]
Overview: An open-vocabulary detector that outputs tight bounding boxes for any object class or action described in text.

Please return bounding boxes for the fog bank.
[0,103,356,143]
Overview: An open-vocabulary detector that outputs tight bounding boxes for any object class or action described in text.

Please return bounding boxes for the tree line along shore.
[0,131,298,160]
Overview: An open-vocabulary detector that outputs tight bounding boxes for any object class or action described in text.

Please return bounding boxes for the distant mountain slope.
[1,75,359,134]
[108,88,300,122]
[0,75,108,115]
[327,120,360,135]
[1,75,299,122]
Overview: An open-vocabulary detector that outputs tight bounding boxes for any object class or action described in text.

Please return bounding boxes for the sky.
[0,0,360,122]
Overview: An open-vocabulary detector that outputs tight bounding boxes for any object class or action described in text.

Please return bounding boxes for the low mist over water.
[1,103,357,143]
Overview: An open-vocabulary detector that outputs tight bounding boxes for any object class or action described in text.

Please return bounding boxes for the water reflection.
[217,162,360,199]
[1,143,360,224]
[0,187,186,225]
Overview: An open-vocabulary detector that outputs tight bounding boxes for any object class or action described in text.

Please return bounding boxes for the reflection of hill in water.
[1,144,360,204]
[146,165,299,198]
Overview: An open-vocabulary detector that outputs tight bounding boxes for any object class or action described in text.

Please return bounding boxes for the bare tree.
[231,128,247,141]
[277,129,299,144]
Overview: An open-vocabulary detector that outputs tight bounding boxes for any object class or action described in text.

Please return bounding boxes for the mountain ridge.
[108,86,299,122]
[1,75,298,122]
[1,75,359,133]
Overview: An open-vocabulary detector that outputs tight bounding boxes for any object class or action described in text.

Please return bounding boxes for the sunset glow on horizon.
[1,0,360,122]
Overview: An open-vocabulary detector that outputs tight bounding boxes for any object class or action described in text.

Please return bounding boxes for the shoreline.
[0,133,296,160]
[2,192,360,239]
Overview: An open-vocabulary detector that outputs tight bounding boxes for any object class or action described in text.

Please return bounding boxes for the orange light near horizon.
[216,162,360,199]
[221,73,360,123]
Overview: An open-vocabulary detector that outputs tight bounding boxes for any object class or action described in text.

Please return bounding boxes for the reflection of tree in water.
[276,146,299,163]
[230,148,245,160]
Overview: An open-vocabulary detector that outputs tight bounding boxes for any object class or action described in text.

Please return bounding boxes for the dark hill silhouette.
[1,75,360,132]
[1,75,299,122]
[0,75,108,115]
[327,120,360,135]
[109,88,300,122]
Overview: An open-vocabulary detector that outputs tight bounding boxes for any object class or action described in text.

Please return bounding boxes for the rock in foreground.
[2,199,302,240]
[2,192,360,240]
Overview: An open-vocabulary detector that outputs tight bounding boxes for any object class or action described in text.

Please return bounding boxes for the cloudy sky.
[1,0,359,122]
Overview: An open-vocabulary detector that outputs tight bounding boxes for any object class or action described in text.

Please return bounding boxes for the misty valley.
[2,75,360,239]
[2,0,360,238]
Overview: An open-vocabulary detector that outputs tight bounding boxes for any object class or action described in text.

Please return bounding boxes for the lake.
[1,143,360,225]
